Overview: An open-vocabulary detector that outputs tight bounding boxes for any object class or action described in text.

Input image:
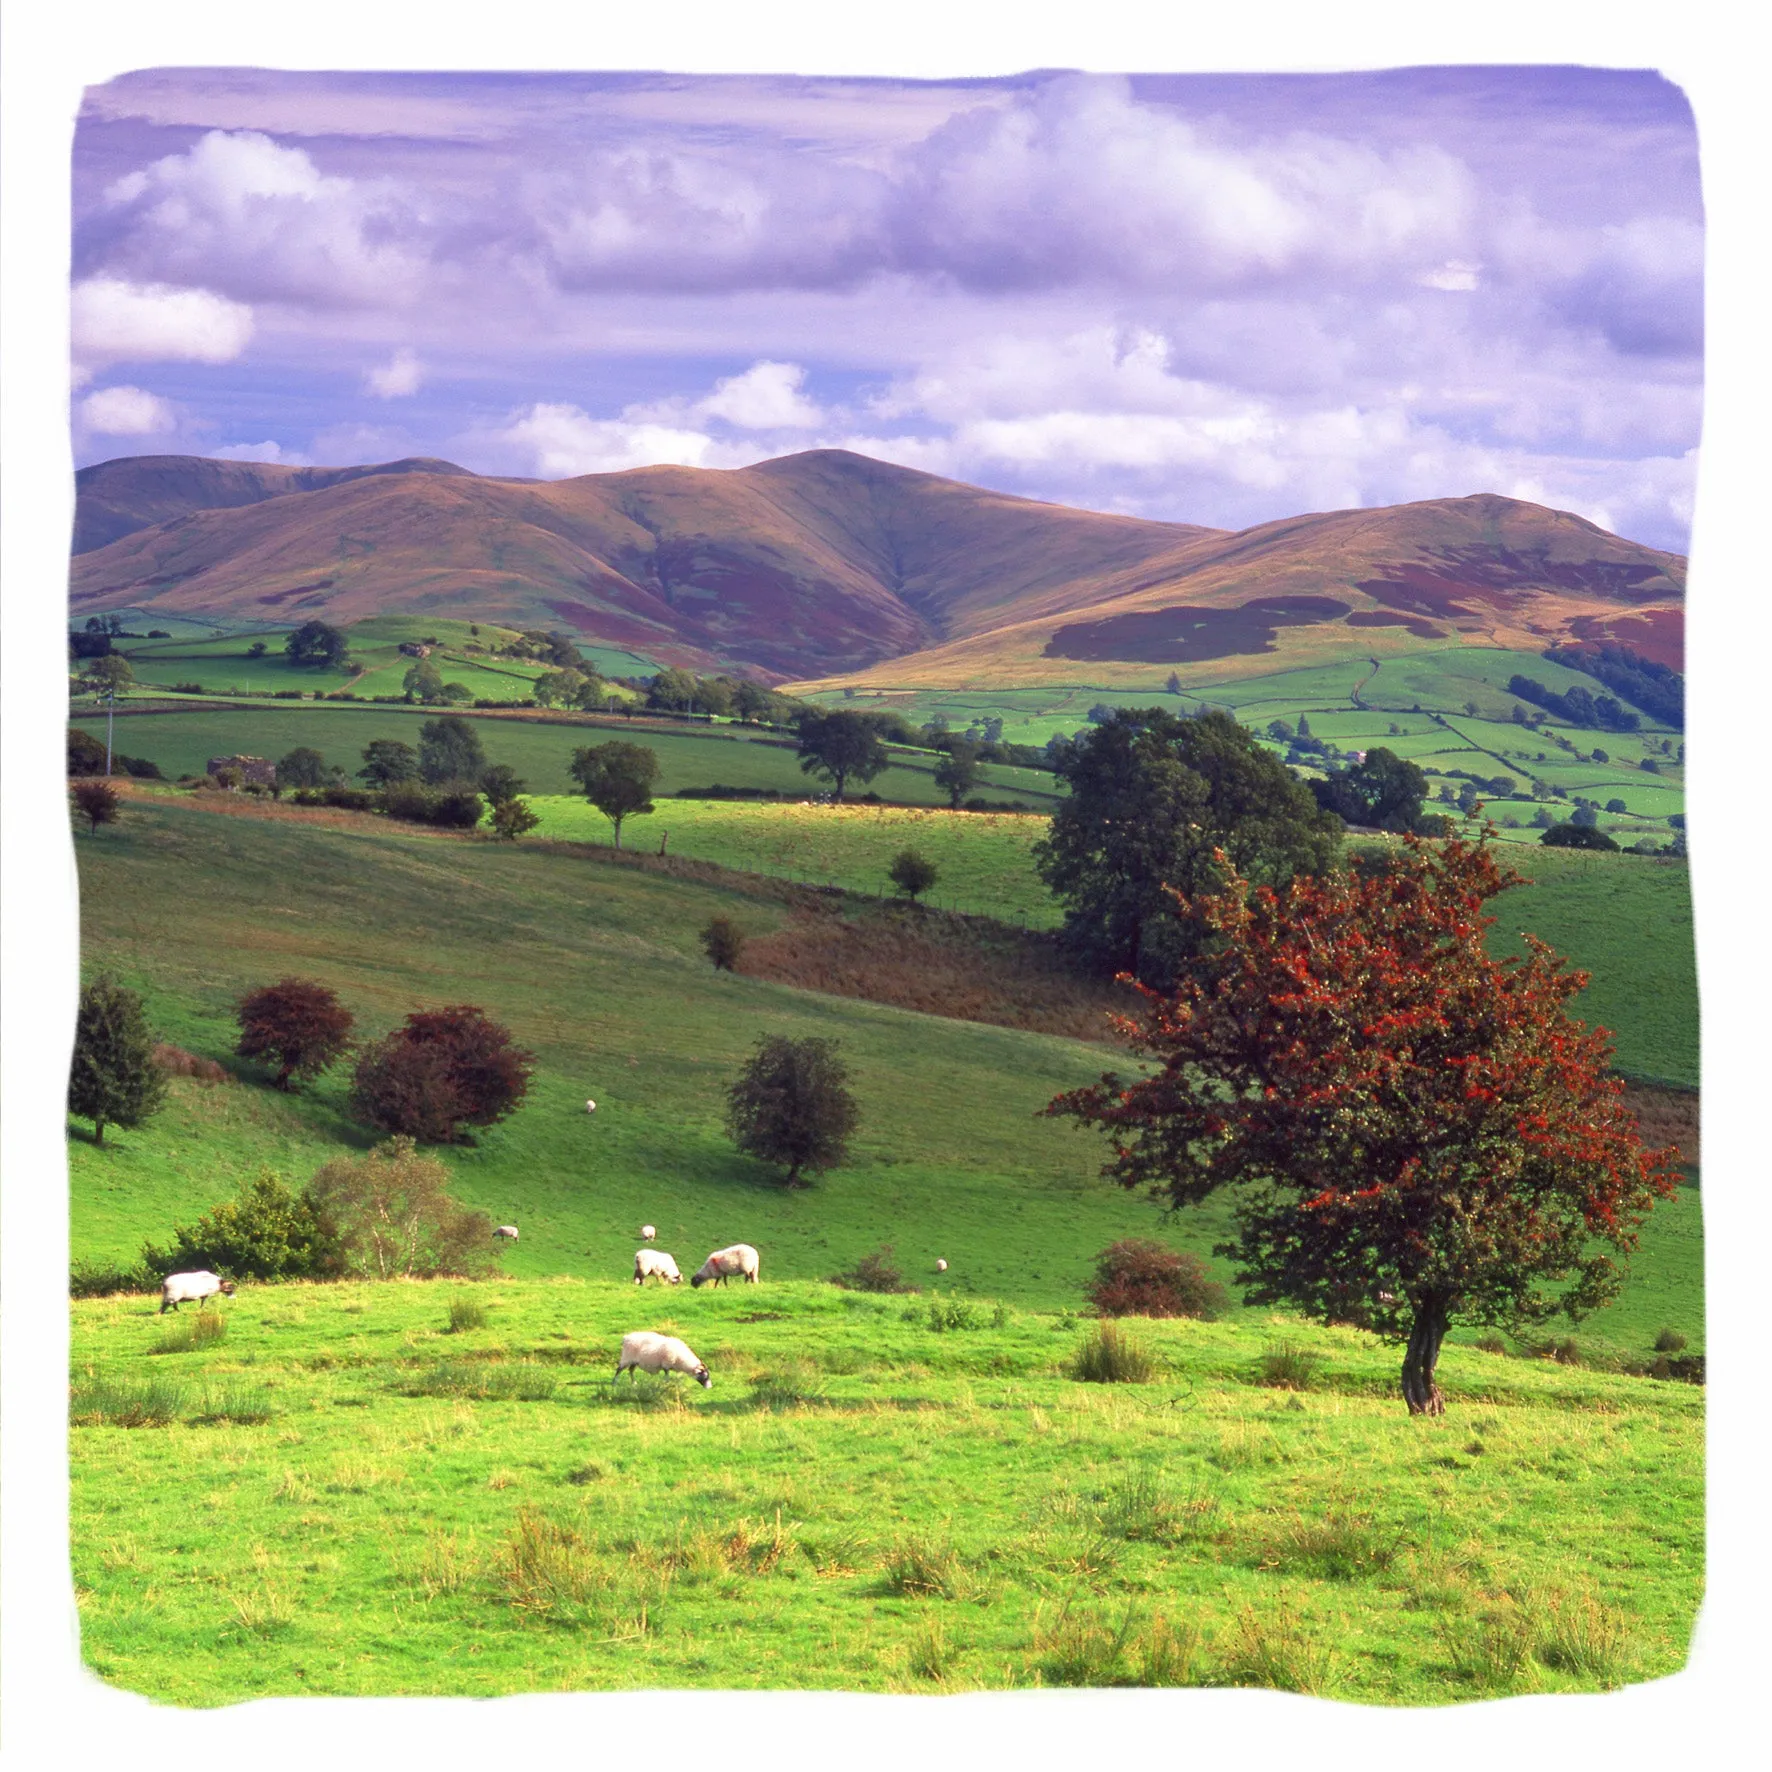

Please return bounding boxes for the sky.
[71,66,1703,550]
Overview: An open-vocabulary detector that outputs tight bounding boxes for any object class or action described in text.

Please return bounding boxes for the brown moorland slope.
[72,450,1683,683]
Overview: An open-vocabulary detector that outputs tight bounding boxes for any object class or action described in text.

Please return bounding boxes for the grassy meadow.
[69,1277,1702,1704]
[66,770,1702,1704]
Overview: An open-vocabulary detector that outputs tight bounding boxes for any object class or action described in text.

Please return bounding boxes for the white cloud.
[698,360,822,430]
[364,348,423,398]
[70,277,254,369]
[491,403,718,478]
[1418,261,1481,292]
[77,385,177,436]
[210,441,310,465]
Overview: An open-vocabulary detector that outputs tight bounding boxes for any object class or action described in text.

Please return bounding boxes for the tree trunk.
[93,1117,105,1146]
[1401,1294,1451,1415]
[612,817,623,851]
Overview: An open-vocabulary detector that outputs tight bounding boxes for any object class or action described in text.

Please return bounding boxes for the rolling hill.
[71,450,1684,685]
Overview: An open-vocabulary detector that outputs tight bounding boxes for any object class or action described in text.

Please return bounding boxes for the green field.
[69,1276,1702,1704]
[70,705,1064,808]
[65,789,1704,1703]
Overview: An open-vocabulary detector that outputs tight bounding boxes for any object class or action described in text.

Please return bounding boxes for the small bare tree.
[308,1137,500,1279]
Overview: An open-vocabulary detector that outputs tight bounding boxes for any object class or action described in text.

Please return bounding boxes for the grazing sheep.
[159,1271,236,1314]
[641,1224,657,1241]
[634,1249,682,1286]
[585,1099,597,1114]
[613,1330,711,1388]
[935,1259,948,1273]
[691,1243,760,1288]
[493,1225,519,1241]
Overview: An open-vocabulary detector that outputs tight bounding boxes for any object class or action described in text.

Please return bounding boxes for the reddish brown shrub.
[1088,1240,1228,1321]
[349,1005,533,1143]
[152,1043,230,1084]
[236,978,355,1090]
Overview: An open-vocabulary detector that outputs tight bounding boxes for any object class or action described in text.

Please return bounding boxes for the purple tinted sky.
[71,66,1701,549]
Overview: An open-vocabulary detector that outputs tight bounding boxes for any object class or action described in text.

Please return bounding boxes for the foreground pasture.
[69,1278,1702,1704]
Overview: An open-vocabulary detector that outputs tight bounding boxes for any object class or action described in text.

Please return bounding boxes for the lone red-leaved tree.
[236,978,355,1090]
[1047,834,1680,1415]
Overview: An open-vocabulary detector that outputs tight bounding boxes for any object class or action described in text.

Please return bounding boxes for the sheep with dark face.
[690,1243,759,1288]
[613,1331,711,1388]
[159,1271,236,1314]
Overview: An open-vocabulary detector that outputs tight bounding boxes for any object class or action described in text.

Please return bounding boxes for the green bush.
[139,1169,347,1283]
[446,1296,488,1333]
[700,916,745,971]
[70,1259,157,1299]
[834,1245,907,1293]
[926,1294,981,1332]
[1653,1326,1688,1354]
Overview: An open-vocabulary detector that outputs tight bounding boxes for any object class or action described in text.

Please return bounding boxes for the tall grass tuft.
[497,1508,658,1634]
[747,1364,822,1411]
[1536,1594,1631,1685]
[69,1374,185,1427]
[1653,1326,1688,1354]
[1095,1466,1213,1544]
[393,1362,556,1401]
[446,1296,488,1334]
[152,1310,228,1355]
[1259,1507,1401,1581]
[881,1536,961,1599]
[190,1381,279,1425]
[1211,1603,1334,1694]
[1033,1601,1203,1688]
[1438,1603,1538,1690]
[1068,1321,1155,1384]
[1253,1344,1319,1390]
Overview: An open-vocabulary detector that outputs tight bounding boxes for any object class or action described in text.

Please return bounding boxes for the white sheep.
[634,1249,682,1286]
[640,1224,657,1241]
[613,1330,711,1388]
[585,1099,597,1114]
[159,1271,236,1314]
[935,1259,948,1273]
[690,1243,760,1288]
[493,1225,519,1241]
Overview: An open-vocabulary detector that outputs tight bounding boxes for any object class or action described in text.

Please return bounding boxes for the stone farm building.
[207,754,276,786]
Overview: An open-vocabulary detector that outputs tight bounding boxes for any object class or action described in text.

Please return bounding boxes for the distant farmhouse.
[206,754,276,787]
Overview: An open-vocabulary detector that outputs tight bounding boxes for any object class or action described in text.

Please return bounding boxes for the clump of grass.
[446,1296,487,1334]
[1253,1344,1319,1390]
[392,1362,557,1402]
[414,1531,477,1598]
[1536,1594,1631,1686]
[747,1364,822,1411]
[564,1462,604,1486]
[1033,1601,1203,1688]
[1438,1602,1538,1689]
[1258,1508,1401,1581]
[190,1381,279,1425]
[926,1294,981,1332]
[151,1311,228,1355]
[1472,1333,1509,1355]
[1094,1466,1214,1544]
[906,1613,955,1683]
[497,1509,657,1634]
[881,1535,962,1599]
[1068,1321,1154,1384]
[1653,1326,1688,1354]
[720,1515,797,1575]
[69,1374,185,1428]
[1210,1602,1334,1694]
[225,1585,293,1640]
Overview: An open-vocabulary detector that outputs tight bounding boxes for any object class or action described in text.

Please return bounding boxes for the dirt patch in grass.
[737,900,1136,1043]
[1620,1082,1698,1168]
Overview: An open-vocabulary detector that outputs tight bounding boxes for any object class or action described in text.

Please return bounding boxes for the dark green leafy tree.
[725,1035,859,1186]
[533,668,587,708]
[933,742,980,809]
[478,764,526,807]
[284,620,349,669]
[489,797,540,841]
[403,658,447,703]
[82,655,136,694]
[1542,823,1619,851]
[359,739,420,786]
[888,848,939,901]
[68,728,109,775]
[69,975,166,1145]
[1308,747,1429,832]
[139,1170,346,1282]
[275,747,328,793]
[795,710,889,802]
[418,716,486,785]
[701,916,745,970]
[1034,708,1339,988]
[647,667,703,712]
[568,741,658,849]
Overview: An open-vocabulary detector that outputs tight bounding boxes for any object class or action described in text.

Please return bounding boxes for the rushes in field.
[1536,1593,1631,1685]
[393,1361,556,1401]
[151,1311,228,1355]
[881,1535,962,1599]
[1211,1602,1334,1694]
[446,1296,487,1333]
[1094,1466,1215,1544]
[190,1381,278,1424]
[69,1374,185,1427]
[1258,1507,1402,1581]
[414,1531,477,1599]
[1068,1321,1155,1384]
[1438,1601,1538,1689]
[226,1584,293,1640]
[1253,1344,1319,1390]
[747,1364,822,1410]
[907,1613,956,1684]
[497,1508,659,1634]
[1034,1600,1203,1688]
